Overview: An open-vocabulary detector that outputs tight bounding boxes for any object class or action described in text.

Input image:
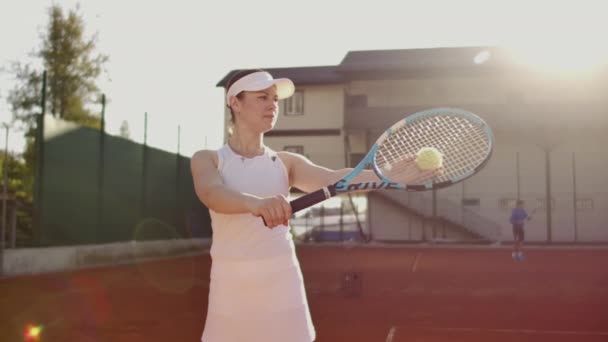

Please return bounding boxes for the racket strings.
[375,115,490,185]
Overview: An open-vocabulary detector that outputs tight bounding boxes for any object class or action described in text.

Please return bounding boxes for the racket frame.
[290,108,494,214]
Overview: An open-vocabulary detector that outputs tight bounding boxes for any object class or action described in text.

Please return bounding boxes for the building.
[216,46,608,243]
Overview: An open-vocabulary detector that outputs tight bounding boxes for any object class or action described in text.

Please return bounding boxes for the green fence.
[34,114,211,246]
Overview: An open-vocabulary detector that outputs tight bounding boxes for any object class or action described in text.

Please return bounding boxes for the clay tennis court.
[1,244,607,341]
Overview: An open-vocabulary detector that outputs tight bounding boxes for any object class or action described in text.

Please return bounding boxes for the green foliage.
[2,4,109,245]
[1,153,31,200]
[7,4,108,131]
[1,151,33,243]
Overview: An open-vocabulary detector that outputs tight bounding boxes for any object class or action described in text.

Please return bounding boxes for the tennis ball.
[415,147,443,170]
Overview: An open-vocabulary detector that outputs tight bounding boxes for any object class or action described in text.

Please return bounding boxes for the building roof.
[216,46,514,87]
[338,46,505,71]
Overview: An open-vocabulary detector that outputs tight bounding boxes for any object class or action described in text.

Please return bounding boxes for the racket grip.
[290,185,336,214]
[262,185,336,227]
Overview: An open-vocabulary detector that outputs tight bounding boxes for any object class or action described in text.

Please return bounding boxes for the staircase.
[437,198,502,242]
[375,190,502,242]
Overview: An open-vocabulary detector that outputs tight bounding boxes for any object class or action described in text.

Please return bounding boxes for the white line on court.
[418,327,608,336]
[411,252,421,272]
[385,326,397,342]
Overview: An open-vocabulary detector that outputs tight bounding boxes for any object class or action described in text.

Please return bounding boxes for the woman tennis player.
[191,69,431,341]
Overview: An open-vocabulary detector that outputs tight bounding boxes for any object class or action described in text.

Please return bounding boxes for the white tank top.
[208,144,294,261]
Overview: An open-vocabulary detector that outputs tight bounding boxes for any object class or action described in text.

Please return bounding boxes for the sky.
[1,0,606,157]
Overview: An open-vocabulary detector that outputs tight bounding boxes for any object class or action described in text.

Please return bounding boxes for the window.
[284,145,304,155]
[576,198,594,210]
[500,198,554,210]
[346,95,367,108]
[349,153,366,168]
[462,198,480,206]
[284,90,304,116]
[500,198,517,209]
[533,198,554,210]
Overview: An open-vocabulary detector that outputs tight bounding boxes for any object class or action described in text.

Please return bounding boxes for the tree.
[3,5,109,245]
[7,4,108,132]
[5,64,44,133]
[0,151,33,244]
[119,120,131,140]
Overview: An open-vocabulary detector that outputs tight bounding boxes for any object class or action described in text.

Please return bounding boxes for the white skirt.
[201,251,315,342]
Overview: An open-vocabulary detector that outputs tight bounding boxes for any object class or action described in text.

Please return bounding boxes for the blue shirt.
[510,207,528,225]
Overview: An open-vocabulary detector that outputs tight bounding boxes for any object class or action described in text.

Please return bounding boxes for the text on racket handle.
[334,180,401,192]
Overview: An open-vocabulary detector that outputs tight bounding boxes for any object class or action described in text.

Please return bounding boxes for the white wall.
[434,129,608,243]
[221,73,608,243]
[348,75,608,243]
[275,85,344,130]
[265,135,345,171]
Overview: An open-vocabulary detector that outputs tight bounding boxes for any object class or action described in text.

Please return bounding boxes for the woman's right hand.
[248,195,292,228]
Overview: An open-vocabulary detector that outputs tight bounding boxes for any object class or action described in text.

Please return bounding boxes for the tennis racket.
[288,107,494,215]
[527,206,540,221]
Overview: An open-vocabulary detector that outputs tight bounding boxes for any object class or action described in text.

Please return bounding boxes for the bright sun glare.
[503,1,607,76]
[511,42,608,75]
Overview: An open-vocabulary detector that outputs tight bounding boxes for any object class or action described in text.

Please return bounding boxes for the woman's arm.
[278,151,379,193]
[190,150,291,227]
[279,151,439,194]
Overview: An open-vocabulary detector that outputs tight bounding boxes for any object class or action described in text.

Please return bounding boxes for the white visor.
[226,71,295,105]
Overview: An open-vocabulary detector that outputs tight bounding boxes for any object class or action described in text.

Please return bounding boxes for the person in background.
[510,199,531,261]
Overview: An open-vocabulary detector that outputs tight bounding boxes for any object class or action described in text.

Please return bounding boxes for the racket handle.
[261,185,336,227]
[290,185,336,214]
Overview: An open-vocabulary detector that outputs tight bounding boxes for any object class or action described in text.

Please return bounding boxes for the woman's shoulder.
[192,148,218,159]
[191,149,219,168]
[275,150,307,167]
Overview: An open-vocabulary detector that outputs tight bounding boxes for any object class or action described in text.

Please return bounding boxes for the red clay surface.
[1,245,608,341]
